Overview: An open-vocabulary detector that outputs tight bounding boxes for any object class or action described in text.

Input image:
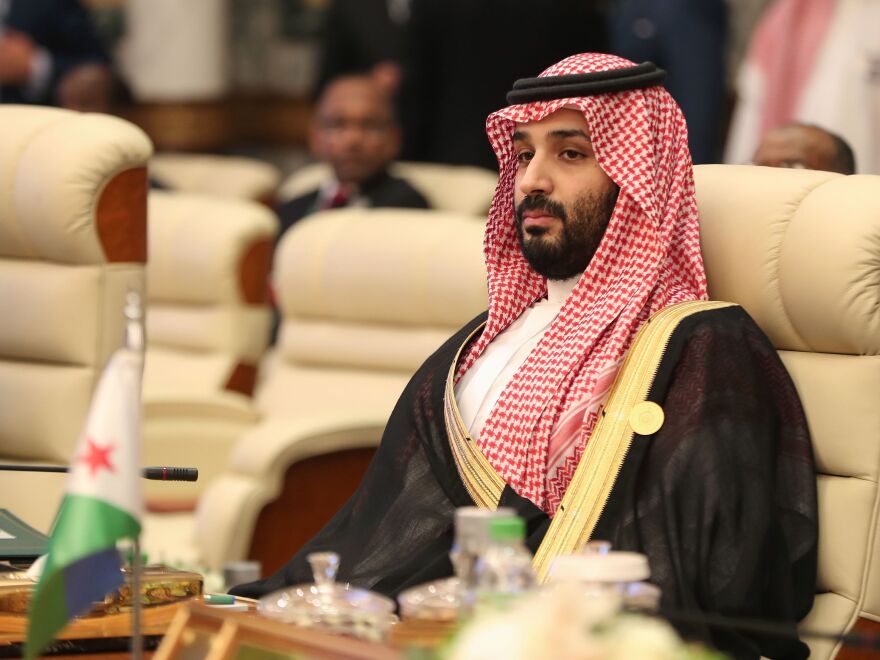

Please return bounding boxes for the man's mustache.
[515,195,568,226]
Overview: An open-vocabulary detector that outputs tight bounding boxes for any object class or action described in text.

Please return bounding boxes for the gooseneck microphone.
[141,467,198,482]
[0,464,198,482]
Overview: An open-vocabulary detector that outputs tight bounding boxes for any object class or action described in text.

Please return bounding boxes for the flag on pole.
[25,342,143,658]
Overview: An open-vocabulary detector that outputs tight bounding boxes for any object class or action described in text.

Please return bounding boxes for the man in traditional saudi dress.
[232,53,818,659]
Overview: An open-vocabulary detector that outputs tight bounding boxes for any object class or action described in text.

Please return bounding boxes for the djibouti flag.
[26,347,143,658]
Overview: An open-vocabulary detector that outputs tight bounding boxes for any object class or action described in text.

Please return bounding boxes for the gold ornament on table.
[0,561,202,644]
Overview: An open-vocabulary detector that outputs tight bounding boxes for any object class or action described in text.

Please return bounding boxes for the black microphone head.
[142,467,199,481]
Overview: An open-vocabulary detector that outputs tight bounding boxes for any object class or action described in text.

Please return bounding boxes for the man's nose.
[340,126,362,142]
[517,154,553,197]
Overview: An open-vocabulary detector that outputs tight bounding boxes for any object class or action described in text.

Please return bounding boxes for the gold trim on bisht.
[444,322,506,510]
[532,300,735,581]
[443,301,736,582]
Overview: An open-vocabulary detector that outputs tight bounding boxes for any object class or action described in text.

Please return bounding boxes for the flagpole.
[25,289,150,659]
[125,291,145,660]
[131,538,143,660]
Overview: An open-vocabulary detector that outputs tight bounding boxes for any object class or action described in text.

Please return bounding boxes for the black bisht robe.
[232,306,818,659]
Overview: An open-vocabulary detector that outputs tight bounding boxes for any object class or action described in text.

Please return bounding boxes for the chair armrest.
[226,410,388,475]
[193,411,388,571]
[143,390,261,423]
[142,392,262,510]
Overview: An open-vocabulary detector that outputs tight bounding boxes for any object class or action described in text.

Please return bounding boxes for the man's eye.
[561,149,586,160]
[516,151,534,164]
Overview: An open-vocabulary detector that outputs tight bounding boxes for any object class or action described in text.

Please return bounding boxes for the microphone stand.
[0,465,199,481]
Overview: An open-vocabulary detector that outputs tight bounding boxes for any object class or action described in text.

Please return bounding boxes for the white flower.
[448,583,702,660]
[450,584,618,660]
[602,614,684,659]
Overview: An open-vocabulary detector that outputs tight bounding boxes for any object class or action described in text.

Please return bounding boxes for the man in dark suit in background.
[276,75,429,239]
[0,0,111,109]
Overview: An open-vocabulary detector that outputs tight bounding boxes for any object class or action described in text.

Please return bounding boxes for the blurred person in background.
[607,0,728,164]
[399,0,607,170]
[726,0,879,174]
[276,74,429,239]
[724,0,773,83]
[316,0,411,96]
[0,0,113,110]
[753,122,856,174]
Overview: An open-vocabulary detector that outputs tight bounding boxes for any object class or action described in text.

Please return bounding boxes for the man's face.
[513,109,619,280]
[752,125,837,172]
[309,78,401,185]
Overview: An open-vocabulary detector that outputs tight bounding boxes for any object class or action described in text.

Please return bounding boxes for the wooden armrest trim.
[97,166,148,263]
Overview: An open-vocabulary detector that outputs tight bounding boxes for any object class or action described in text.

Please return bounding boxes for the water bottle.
[450,506,515,615]
[473,516,535,612]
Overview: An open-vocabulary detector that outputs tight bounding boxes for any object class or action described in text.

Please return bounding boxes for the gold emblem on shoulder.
[629,401,664,436]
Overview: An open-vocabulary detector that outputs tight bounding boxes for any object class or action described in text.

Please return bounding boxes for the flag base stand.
[0,632,164,658]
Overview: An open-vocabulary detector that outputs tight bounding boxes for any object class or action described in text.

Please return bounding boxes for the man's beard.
[515,186,620,280]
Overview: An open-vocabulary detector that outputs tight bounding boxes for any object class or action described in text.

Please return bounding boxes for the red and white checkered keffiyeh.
[456,53,708,516]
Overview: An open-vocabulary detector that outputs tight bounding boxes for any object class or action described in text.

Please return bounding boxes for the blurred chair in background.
[149,154,282,206]
[185,207,487,575]
[695,164,880,660]
[0,105,151,532]
[141,191,278,516]
[279,161,497,218]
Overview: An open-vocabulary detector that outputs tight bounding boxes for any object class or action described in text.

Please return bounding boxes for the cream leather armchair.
[190,208,488,573]
[142,191,278,510]
[0,106,152,533]
[150,154,282,205]
[278,162,498,217]
[694,164,880,659]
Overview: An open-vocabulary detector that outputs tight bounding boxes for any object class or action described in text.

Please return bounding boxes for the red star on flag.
[77,437,116,478]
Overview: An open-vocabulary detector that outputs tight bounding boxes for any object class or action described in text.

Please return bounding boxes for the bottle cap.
[488,516,526,542]
[548,551,650,583]
[454,507,515,553]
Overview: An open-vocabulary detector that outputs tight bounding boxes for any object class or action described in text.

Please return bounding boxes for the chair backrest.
[144,190,278,399]
[150,153,282,204]
[0,106,152,531]
[694,164,880,659]
[190,208,487,571]
[261,207,488,420]
[277,161,498,216]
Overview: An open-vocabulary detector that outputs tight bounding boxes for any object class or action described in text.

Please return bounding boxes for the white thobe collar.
[544,275,580,306]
